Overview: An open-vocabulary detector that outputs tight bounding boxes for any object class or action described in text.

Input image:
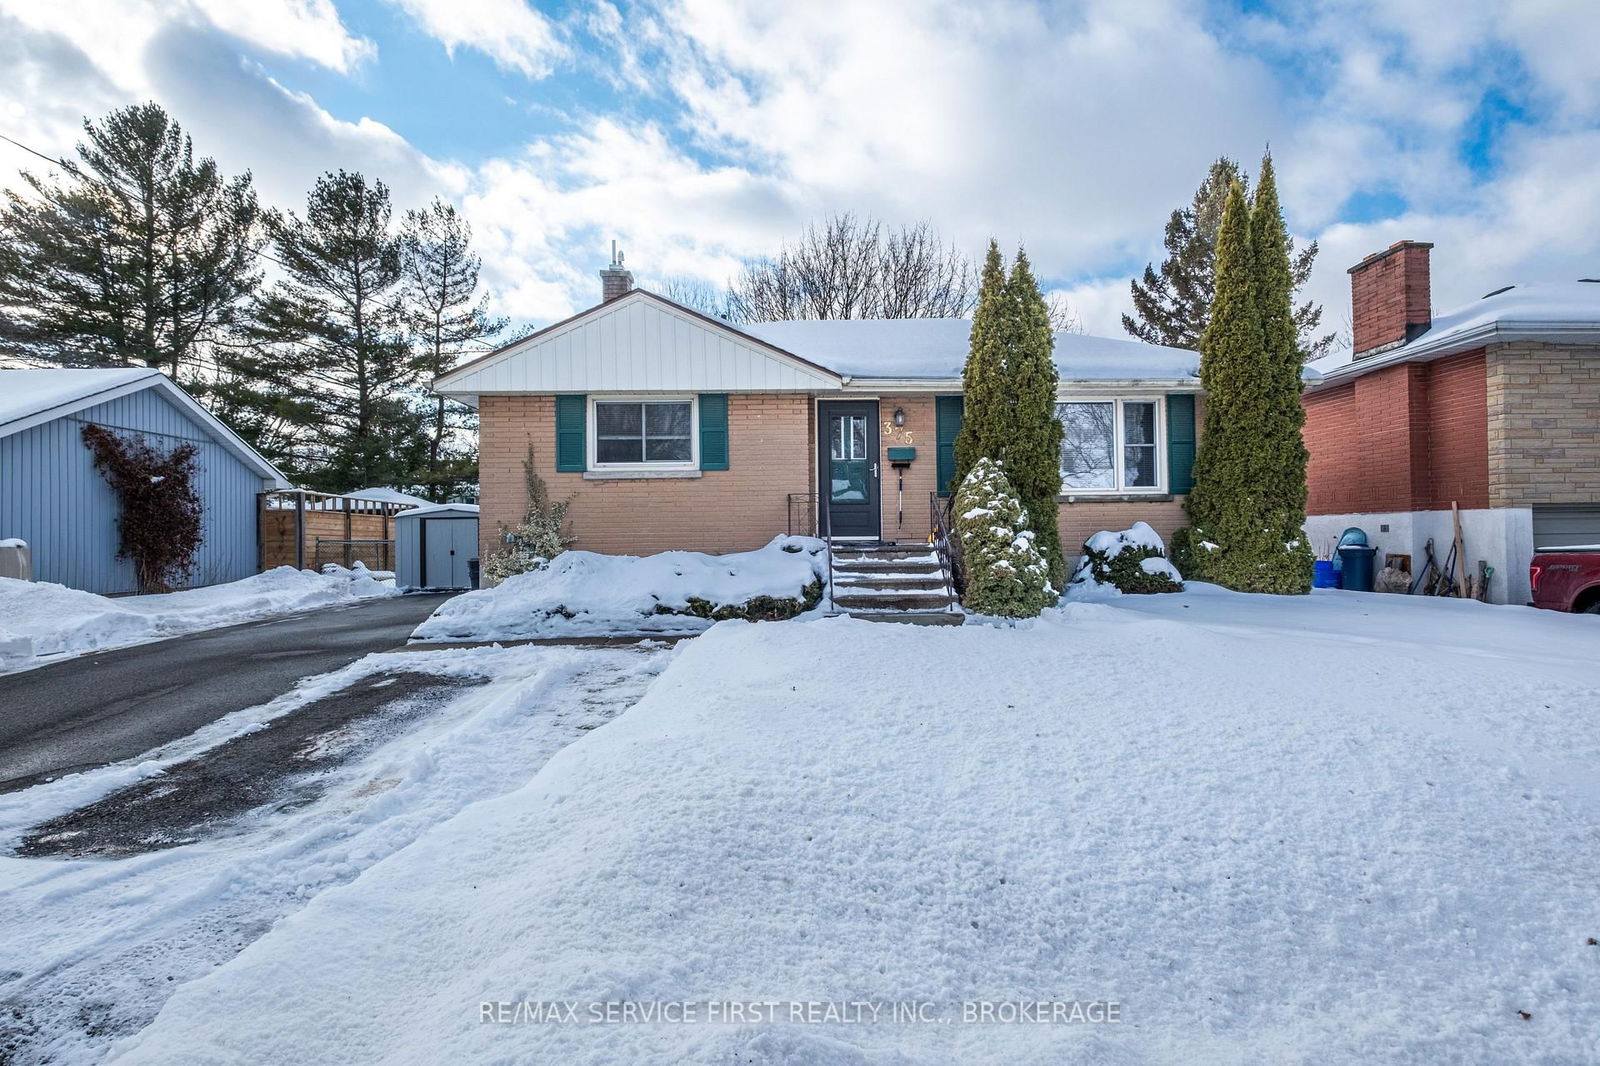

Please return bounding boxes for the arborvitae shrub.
[954,458,1053,618]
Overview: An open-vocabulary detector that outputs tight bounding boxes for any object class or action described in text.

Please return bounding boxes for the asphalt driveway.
[0,593,455,793]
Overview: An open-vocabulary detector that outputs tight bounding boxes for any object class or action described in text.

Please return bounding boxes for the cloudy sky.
[3,0,1597,342]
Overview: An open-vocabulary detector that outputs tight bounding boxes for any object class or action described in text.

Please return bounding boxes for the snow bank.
[0,565,398,673]
[110,593,1600,1065]
[413,536,827,641]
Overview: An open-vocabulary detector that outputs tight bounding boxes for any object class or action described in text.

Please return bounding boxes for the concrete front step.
[832,590,956,612]
[832,574,948,591]
[829,541,936,554]
[846,610,965,626]
[832,560,944,576]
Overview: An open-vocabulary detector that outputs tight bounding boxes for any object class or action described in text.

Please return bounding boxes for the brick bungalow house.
[435,254,1206,580]
[1302,240,1600,604]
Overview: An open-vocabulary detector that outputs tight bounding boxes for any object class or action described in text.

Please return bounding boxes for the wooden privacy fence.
[258,490,412,571]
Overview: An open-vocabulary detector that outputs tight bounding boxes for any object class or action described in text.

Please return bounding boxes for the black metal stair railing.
[928,492,962,603]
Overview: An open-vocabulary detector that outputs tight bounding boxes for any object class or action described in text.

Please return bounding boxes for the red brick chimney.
[599,241,633,303]
[1348,240,1433,358]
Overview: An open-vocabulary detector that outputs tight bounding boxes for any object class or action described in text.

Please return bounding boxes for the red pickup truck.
[1530,548,1600,613]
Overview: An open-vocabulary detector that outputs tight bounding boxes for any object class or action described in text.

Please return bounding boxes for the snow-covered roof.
[343,487,432,508]
[395,502,480,519]
[0,368,153,428]
[0,368,290,488]
[433,290,1203,405]
[1311,281,1600,385]
[736,318,1200,384]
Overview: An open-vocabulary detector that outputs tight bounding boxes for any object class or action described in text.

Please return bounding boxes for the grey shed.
[394,503,480,589]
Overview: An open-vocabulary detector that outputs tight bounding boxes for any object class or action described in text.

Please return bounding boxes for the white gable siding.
[438,294,837,398]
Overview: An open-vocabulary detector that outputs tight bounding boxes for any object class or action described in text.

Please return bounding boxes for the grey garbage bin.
[1337,545,1377,592]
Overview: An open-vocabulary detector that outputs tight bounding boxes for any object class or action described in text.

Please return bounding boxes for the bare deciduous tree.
[654,276,731,319]
[726,214,977,323]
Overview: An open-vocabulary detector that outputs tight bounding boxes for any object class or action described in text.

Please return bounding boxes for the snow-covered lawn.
[95,587,1598,1065]
[0,565,397,674]
[0,643,669,1065]
[413,535,827,642]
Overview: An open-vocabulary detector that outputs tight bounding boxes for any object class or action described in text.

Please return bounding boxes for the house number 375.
[883,421,914,444]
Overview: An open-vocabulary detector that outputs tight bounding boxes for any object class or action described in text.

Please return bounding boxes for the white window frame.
[1056,395,1167,496]
[588,394,699,472]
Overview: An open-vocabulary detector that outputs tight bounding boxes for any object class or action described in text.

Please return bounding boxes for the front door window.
[830,413,869,502]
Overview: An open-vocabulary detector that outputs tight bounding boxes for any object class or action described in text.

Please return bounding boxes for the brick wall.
[1304,380,1360,513]
[1303,351,1488,514]
[478,393,814,563]
[1057,498,1189,556]
[1486,341,1600,506]
[877,395,938,543]
[1424,351,1491,510]
[480,390,1206,563]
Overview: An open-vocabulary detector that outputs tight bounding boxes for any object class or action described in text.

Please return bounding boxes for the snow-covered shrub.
[953,458,1053,618]
[482,447,572,586]
[1071,522,1184,594]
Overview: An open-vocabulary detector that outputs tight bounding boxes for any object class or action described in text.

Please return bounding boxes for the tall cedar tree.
[1001,250,1066,587]
[233,171,426,490]
[402,198,506,501]
[1183,178,1311,594]
[0,103,259,380]
[952,241,1009,491]
[1247,153,1314,591]
[953,243,1066,590]
[1123,157,1334,361]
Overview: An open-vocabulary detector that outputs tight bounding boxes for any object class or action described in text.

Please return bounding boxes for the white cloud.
[387,0,565,78]
[0,0,372,87]
[193,0,375,72]
[2,0,1598,344]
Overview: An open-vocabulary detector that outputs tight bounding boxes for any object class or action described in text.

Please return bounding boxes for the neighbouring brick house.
[1303,240,1600,604]
[435,253,1206,576]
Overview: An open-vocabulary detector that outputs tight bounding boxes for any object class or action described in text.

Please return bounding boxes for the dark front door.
[817,400,880,539]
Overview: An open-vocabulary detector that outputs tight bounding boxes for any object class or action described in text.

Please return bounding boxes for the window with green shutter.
[698,393,729,470]
[1166,393,1196,494]
[555,394,586,471]
[935,395,963,497]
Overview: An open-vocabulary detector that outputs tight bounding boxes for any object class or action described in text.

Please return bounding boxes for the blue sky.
[2,0,1597,341]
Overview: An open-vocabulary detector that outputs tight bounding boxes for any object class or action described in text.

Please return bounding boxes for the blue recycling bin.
[1337,545,1377,592]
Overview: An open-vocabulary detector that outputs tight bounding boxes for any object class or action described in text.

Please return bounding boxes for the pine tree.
[401,198,506,501]
[1181,175,1311,594]
[1124,157,1240,352]
[1123,156,1334,360]
[230,171,425,490]
[1000,249,1065,587]
[0,102,260,381]
[952,240,1009,491]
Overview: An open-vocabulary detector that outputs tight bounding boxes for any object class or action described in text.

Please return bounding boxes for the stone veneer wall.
[1486,341,1600,508]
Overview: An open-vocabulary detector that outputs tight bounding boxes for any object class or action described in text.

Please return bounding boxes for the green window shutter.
[935,395,964,497]
[698,393,729,470]
[555,394,586,472]
[1166,393,1196,494]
